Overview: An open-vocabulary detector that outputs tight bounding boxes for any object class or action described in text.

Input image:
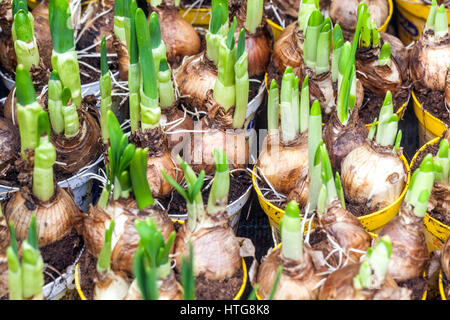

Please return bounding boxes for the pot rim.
[75,256,247,300]
[251,153,411,232]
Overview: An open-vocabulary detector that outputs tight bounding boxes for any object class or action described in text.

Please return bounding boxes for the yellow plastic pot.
[252,154,411,241]
[412,90,448,147]
[75,258,247,300]
[75,220,247,300]
[396,0,450,45]
[267,0,393,42]
[179,7,211,28]
[27,0,39,9]
[254,232,427,300]
[439,270,447,300]
[410,137,450,252]
[263,73,408,130]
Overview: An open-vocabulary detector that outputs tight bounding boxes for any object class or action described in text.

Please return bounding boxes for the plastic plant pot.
[252,154,411,241]
[410,136,450,252]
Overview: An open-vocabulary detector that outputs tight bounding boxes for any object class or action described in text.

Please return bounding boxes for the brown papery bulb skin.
[244,30,272,77]
[113,34,129,82]
[82,198,175,275]
[428,181,450,223]
[124,273,183,300]
[93,270,131,300]
[161,106,194,151]
[129,127,182,198]
[75,1,115,53]
[174,211,242,281]
[378,202,429,282]
[0,216,11,299]
[0,0,15,75]
[356,46,404,98]
[319,262,411,299]
[156,6,201,69]
[445,67,450,107]
[323,111,368,171]
[0,116,20,177]
[319,200,372,265]
[51,107,102,176]
[257,131,309,197]
[256,247,323,300]
[5,186,82,247]
[410,31,450,91]
[341,141,407,212]
[229,0,272,76]
[381,32,410,81]
[330,0,389,40]
[146,149,181,199]
[32,0,53,71]
[441,237,450,281]
[272,22,304,76]
[173,52,217,113]
[189,126,249,176]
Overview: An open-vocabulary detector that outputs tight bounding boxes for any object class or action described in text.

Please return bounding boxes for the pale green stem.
[32,135,56,202]
[267,80,279,133]
[233,51,249,129]
[280,202,303,261]
[129,63,141,132]
[140,88,161,131]
[63,102,80,138]
[157,68,175,109]
[17,101,44,158]
[51,49,82,108]
[21,242,44,300]
[299,77,310,133]
[206,24,228,66]
[7,247,22,300]
[298,0,319,32]
[245,0,263,34]
[48,78,64,135]
[291,77,300,135]
[213,41,236,110]
[100,72,112,143]
[280,70,296,143]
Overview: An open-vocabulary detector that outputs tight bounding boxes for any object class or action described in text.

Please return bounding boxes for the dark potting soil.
[409,139,450,226]
[358,88,410,125]
[175,266,244,300]
[0,94,101,188]
[40,228,84,285]
[75,250,98,300]
[414,85,450,126]
[345,201,373,218]
[0,53,119,90]
[397,276,428,300]
[180,0,212,8]
[307,228,329,247]
[263,1,297,28]
[160,169,252,217]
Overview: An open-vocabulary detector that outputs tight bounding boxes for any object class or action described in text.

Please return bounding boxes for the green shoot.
[181,242,195,300]
[267,79,279,134]
[233,29,249,129]
[280,200,303,261]
[353,236,392,290]
[207,149,230,215]
[100,36,112,143]
[162,157,206,233]
[404,154,436,217]
[96,220,115,273]
[245,0,263,34]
